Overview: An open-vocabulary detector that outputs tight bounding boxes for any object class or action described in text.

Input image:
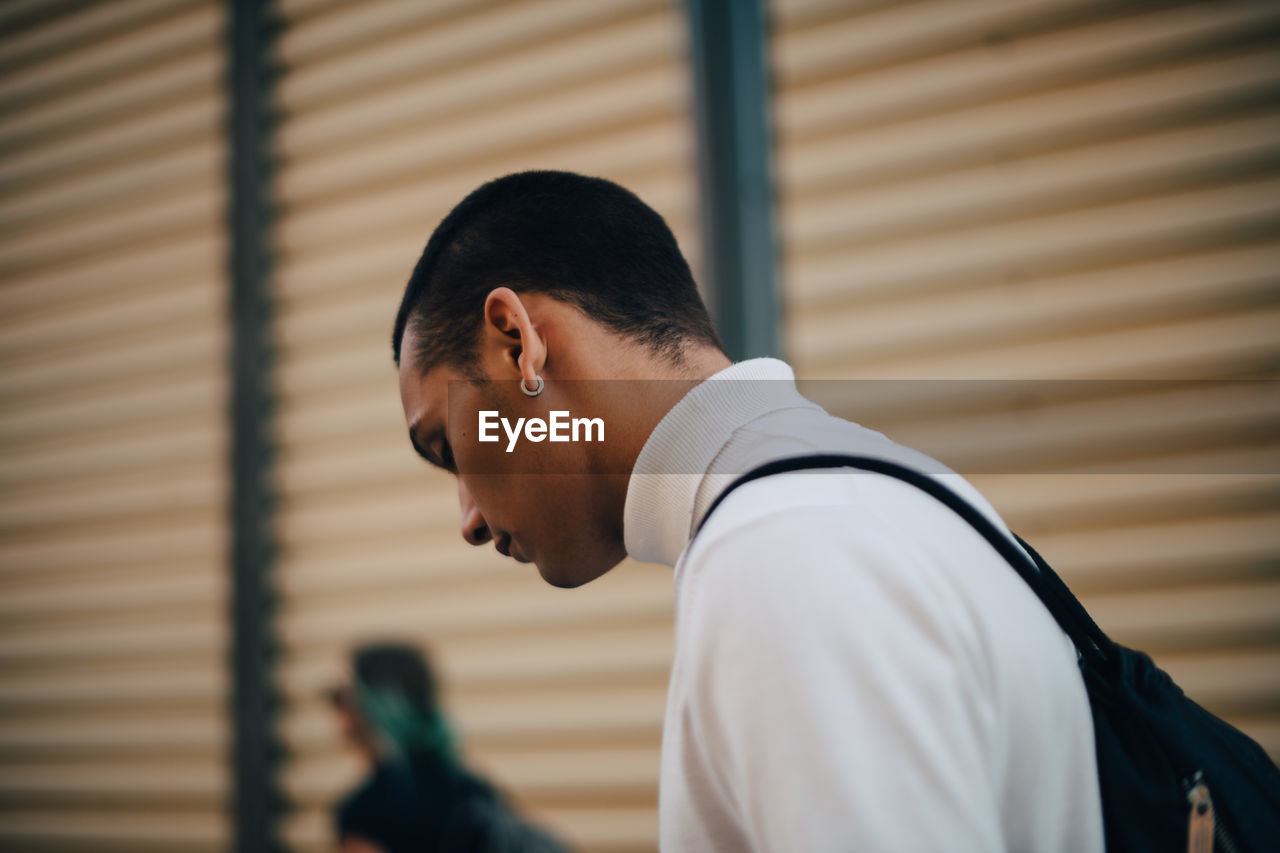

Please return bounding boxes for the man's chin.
[534,552,625,589]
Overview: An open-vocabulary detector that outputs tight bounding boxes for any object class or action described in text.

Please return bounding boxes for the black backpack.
[696,454,1280,853]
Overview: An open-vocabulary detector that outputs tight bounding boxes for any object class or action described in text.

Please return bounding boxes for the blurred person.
[329,641,568,853]
[391,171,1103,851]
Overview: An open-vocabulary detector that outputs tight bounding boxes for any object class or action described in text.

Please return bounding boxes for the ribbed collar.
[623,358,817,567]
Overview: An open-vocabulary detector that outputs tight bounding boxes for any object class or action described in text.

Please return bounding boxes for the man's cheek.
[455,422,505,476]
[459,474,507,520]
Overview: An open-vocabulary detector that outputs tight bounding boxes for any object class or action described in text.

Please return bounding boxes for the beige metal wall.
[270,1,697,850]
[0,0,231,850]
[3,2,1278,852]
[773,0,1280,761]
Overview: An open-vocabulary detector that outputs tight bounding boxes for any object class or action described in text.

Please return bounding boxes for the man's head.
[394,171,729,587]
[328,642,450,762]
[392,170,720,375]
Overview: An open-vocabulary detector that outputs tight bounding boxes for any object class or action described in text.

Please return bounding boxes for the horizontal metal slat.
[771,0,933,29]
[0,521,223,577]
[276,221,693,374]
[973,471,1280,531]
[1223,715,1280,760]
[284,682,667,749]
[1125,648,1280,714]
[0,1,219,109]
[276,278,408,352]
[0,0,199,71]
[0,470,223,533]
[1082,578,1280,651]
[520,805,657,851]
[0,277,220,362]
[0,48,221,153]
[0,811,226,849]
[277,0,356,23]
[0,763,226,803]
[279,571,675,645]
[773,0,1089,84]
[0,572,223,622]
[277,478,470,546]
[275,230,429,303]
[789,241,1279,367]
[281,810,346,853]
[279,0,504,66]
[277,534,505,597]
[277,67,688,254]
[281,623,673,707]
[281,744,658,808]
[785,111,1280,254]
[0,369,224,442]
[280,15,680,203]
[279,0,657,115]
[280,805,660,853]
[0,140,221,236]
[0,667,224,709]
[0,716,224,758]
[788,175,1280,308]
[819,305,1280,379]
[0,183,223,277]
[776,2,1278,138]
[1027,511,1280,589]
[0,421,221,491]
[859,381,1280,474]
[0,234,223,318]
[276,752,361,807]
[478,744,660,797]
[275,383,401,447]
[0,322,224,403]
[0,620,223,668]
[779,47,1280,198]
[276,440,432,500]
[284,25,675,171]
[276,159,694,299]
[0,97,220,193]
[278,334,424,398]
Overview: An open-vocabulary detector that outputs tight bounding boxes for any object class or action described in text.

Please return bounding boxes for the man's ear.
[482,287,547,384]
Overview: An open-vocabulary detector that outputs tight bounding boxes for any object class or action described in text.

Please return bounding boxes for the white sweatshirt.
[623,359,1104,853]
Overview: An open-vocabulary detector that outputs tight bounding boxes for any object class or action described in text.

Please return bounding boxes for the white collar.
[622,358,813,566]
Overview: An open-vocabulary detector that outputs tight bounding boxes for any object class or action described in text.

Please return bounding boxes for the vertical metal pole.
[686,0,781,361]
[228,1,281,851]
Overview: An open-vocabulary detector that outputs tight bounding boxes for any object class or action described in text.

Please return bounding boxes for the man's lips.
[496,533,531,564]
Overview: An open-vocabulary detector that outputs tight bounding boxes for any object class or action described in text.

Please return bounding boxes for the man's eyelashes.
[436,439,455,471]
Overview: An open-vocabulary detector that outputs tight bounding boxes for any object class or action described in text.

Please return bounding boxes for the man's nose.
[457,479,491,546]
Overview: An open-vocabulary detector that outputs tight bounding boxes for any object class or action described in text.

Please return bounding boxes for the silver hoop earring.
[520,375,544,397]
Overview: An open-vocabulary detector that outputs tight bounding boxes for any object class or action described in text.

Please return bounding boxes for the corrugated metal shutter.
[0,0,231,850]
[271,2,697,850]
[773,0,1280,758]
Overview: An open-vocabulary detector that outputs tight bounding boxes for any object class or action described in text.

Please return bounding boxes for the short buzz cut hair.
[392,170,723,374]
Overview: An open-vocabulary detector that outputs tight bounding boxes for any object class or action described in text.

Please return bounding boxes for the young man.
[392,171,1104,851]
[327,642,567,853]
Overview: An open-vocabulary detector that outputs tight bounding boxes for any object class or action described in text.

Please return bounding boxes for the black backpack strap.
[693,454,1114,663]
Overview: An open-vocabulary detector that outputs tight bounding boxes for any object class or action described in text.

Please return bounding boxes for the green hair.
[350,642,456,763]
[358,682,456,760]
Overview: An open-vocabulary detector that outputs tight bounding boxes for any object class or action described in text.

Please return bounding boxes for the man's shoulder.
[693,409,1014,573]
[690,462,983,560]
[678,460,1027,640]
[335,771,387,837]
[677,472,952,624]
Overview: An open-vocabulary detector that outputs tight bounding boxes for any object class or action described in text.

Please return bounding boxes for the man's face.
[398,351,627,588]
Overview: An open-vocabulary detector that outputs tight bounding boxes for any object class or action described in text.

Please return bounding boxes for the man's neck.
[603,345,731,474]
